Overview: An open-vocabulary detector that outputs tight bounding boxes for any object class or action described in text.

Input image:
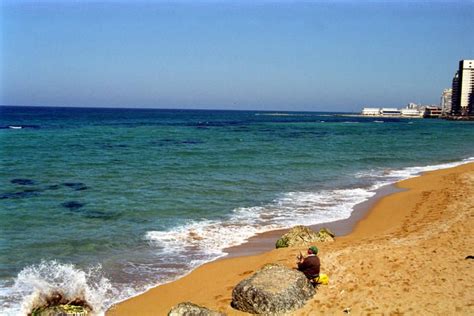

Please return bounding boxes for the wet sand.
[107,162,474,315]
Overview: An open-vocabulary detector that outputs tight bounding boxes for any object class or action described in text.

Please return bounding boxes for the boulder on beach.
[168,302,226,316]
[275,225,335,248]
[318,227,336,241]
[231,263,315,314]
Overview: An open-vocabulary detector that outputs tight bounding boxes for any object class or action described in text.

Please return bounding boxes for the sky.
[1,0,473,112]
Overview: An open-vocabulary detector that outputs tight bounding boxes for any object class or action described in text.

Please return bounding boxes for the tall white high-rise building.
[440,88,452,115]
[451,60,474,116]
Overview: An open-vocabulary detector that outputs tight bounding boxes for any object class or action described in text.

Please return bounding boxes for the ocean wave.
[356,156,474,190]
[147,156,474,260]
[146,188,375,257]
[385,157,474,179]
[0,125,41,129]
[1,261,116,316]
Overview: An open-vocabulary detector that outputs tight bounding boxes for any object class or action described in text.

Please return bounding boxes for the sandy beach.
[107,162,474,315]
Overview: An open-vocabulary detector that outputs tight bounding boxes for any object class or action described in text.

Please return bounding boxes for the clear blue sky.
[1,0,473,111]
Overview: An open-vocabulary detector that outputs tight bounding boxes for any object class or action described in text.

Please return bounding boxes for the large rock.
[275,226,335,248]
[29,292,91,316]
[168,302,226,316]
[231,263,315,314]
[30,304,89,316]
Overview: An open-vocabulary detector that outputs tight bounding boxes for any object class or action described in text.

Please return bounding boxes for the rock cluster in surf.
[275,225,335,248]
[29,291,91,316]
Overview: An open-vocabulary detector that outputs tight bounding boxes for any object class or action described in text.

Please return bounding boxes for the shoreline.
[223,184,402,259]
[107,161,474,315]
[107,180,400,310]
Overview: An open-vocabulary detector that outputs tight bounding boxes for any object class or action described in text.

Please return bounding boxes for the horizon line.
[0,104,354,114]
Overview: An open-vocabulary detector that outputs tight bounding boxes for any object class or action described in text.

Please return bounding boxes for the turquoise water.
[1,106,473,314]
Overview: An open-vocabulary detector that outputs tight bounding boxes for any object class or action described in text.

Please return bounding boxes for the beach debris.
[275,226,335,248]
[231,263,315,314]
[168,302,226,316]
[29,291,91,316]
[343,307,351,314]
[465,255,474,260]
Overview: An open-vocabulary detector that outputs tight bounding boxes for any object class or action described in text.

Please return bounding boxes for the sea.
[1,106,473,314]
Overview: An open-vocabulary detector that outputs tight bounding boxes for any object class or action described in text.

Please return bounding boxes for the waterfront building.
[424,106,442,118]
[361,108,381,116]
[380,108,401,116]
[400,108,424,118]
[451,60,474,117]
[440,88,452,115]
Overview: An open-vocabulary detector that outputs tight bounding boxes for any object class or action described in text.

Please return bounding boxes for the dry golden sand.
[108,163,474,315]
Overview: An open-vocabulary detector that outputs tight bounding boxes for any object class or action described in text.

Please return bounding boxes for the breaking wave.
[1,261,115,316]
[359,156,474,190]
[147,156,474,259]
[146,187,375,257]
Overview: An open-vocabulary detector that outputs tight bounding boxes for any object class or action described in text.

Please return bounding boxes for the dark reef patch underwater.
[62,183,88,191]
[61,201,85,210]
[0,180,89,200]
[11,179,36,186]
[0,188,43,200]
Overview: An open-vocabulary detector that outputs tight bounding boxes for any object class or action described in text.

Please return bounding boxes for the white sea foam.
[386,157,474,179]
[146,187,375,257]
[1,261,116,316]
[147,156,474,260]
[363,156,474,190]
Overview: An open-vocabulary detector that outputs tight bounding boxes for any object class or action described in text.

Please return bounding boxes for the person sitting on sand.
[297,246,320,280]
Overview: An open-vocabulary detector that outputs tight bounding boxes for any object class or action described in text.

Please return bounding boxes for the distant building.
[361,108,381,116]
[440,88,452,115]
[360,104,437,119]
[451,60,474,117]
[380,108,401,116]
[361,106,423,118]
[406,102,421,109]
[400,108,424,118]
[424,106,442,118]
